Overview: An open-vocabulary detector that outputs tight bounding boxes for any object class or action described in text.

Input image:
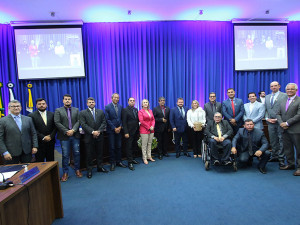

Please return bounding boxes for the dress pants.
[282,131,300,168]
[208,139,231,162]
[5,153,32,164]
[155,129,169,155]
[35,140,55,162]
[85,135,104,171]
[125,130,139,163]
[140,133,154,160]
[267,122,285,162]
[174,131,188,154]
[108,132,122,164]
[238,150,271,168]
[191,129,204,155]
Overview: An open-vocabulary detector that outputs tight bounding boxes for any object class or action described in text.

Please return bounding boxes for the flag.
[0,82,5,118]
[26,83,33,113]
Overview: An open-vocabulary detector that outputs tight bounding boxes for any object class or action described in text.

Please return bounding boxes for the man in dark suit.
[105,93,127,171]
[153,96,170,160]
[204,92,222,122]
[0,100,38,164]
[170,97,190,158]
[277,83,300,176]
[28,98,56,162]
[54,94,82,181]
[231,119,270,174]
[122,97,140,170]
[204,112,233,165]
[265,81,287,166]
[80,97,107,178]
[257,91,266,104]
[222,88,245,134]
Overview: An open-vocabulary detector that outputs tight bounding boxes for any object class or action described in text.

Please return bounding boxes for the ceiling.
[1,0,300,23]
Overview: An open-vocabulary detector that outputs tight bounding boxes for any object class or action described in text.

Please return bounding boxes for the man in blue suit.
[105,93,127,171]
[170,98,191,158]
[222,88,245,134]
[243,92,265,129]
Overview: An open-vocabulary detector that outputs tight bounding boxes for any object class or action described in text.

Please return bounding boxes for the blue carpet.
[53,154,300,225]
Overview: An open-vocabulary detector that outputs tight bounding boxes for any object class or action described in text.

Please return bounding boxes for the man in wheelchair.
[231,119,271,174]
[204,112,233,166]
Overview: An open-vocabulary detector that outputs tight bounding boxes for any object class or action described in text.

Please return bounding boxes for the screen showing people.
[234,25,288,70]
[14,27,85,79]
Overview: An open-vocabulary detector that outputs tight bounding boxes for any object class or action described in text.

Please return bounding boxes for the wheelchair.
[201,135,237,172]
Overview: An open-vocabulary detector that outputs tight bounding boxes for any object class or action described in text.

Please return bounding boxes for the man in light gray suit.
[243,92,265,129]
[0,100,38,164]
[54,94,82,181]
[265,81,287,167]
[277,83,300,176]
[204,92,222,122]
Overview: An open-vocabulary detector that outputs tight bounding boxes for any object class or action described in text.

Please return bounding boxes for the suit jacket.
[265,91,287,120]
[54,106,80,140]
[138,109,155,134]
[204,120,233,139]
[204,101,222,122]
[28,110,57,143]
[243,101,265,129]
[79,108,106,143]
[222,98,245,126]
[104,103,122,134]
[170,106,188,133]
[122,106,139,135]
[153,105,170,133]
[232,128,269,152]
[277,96,300,134]
[0,114,38,156]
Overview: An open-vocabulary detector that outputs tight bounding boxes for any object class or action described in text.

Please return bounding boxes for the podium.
[0,162,63,225]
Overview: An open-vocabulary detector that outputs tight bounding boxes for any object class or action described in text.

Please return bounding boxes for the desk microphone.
[0,181,14,190]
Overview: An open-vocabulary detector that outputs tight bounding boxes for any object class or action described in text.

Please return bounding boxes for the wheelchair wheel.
[205,161,210,171]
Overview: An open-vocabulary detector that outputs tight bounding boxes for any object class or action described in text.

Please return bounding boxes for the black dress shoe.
[87,170,92,178]
[132,159,140,164]
[280,165,295,170]
[97,167,108,173]
[163,153,169,157]
[116,162,127,168]
[279,162,285,168]
[128,163,135,171]
[176,153,180,158]
[213,160,220,166]
[110,163,115,171]
[258,167,267,174]
[158,155,163,160]
[222,161,232,166]
[269,157,279,162]
[184,152,191,157]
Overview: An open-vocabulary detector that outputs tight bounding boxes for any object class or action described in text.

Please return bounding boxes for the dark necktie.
[161,106,165,117]
[270,94,274,106]
[248,132,253,156]
[67,108,72,130]
[132,107,137,118]
[180,108,184,118]
[92,109,95,121]
[115,105,118,114]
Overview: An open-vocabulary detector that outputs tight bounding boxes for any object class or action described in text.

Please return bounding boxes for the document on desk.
[0,171,18,182]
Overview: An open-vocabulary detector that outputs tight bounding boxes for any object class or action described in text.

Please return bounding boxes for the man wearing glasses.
[204,112,233,165]
[0,100,38,164]
[204,92,222,123]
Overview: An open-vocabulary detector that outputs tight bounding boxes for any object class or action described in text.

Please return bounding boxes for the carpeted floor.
[52,154,300,225]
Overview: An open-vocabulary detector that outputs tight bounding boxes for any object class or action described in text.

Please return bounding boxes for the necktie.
[115,105,118,115]
[231,99,235,117]
[67,108,72,130]
[248,132,253,156]
[216,124,222,139]
[92,109,96,120]
[270,94,274,106]
[180,108,184,118]
[14,116,22,131]
[132,108,137,118]
[285,98,291,111]
[41,112,47,125]
[161,106,165,117]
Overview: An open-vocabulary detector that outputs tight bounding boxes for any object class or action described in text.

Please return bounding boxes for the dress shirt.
[187,107,206,128]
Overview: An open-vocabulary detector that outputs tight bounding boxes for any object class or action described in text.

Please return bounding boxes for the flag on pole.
[0,82,5,118]
[6,82,15,101]
[26,83,33,113]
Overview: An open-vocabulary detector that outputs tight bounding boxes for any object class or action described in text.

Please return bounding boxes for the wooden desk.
[0,162,63,225]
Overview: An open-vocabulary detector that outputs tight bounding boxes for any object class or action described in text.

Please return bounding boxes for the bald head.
[270,81,280,93]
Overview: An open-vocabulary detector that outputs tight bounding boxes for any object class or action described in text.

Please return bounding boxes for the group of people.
[0,81,299,181]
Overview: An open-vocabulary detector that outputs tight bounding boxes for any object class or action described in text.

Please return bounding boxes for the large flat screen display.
[234,25,288,71]
[14,27,85,79]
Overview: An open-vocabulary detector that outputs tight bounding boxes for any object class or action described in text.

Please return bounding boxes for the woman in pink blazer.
[138,99,155,164]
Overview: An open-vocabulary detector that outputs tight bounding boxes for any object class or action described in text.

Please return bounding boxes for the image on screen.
[234,25,288,71]
[14,27,85,79]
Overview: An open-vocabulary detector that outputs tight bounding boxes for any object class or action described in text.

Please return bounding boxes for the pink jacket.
[138,109,155,134]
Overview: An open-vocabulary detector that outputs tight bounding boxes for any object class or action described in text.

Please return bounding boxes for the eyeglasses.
[9,105,21,108]
[209,96,216,98]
